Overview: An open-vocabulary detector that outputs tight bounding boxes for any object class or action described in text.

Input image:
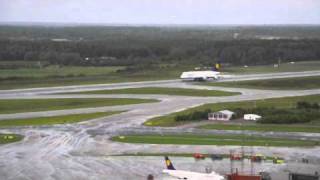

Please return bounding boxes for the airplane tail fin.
[214,63,221,71]
[164,156,176,170]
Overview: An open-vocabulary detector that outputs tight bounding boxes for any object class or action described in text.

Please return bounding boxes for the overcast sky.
[1,0,320,25]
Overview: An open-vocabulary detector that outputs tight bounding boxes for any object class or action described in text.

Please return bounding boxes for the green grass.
[1,61,319,90]
[0,111,121,126]
[224,61,320,74]
[205,76,320,90]
[0,75,157,90]
[0,134,24,144]
[75,87,240,97]
[0,61,42,68]
[144,94,320,127]
[199,124,320,133]
[0,64,194,90]
[0,66,124,78]
[111,134,320,147]
[0,98,157,114]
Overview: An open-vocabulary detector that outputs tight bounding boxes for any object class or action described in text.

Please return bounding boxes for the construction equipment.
[210,154,224,161]
[227,169,262,180]
[272,157,284,164]
[193,153,206,160]
[230,153,243,161]
[251,154,265,163]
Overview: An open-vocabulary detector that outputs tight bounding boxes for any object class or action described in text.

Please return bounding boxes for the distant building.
[244,114,262,121]
[100,56,117,60]
[233,33,240,39]
[208,110,234,121]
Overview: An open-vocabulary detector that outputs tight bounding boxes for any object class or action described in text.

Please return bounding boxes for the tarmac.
[0,71,319,180]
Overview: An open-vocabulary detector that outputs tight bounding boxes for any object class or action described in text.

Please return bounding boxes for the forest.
[0,25,320,67]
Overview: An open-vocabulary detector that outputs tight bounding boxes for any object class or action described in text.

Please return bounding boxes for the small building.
[244,114,262,121]
[208,110,234,121]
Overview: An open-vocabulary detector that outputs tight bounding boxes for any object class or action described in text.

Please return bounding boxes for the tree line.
[1,38,320,67]
[1,25,320,67]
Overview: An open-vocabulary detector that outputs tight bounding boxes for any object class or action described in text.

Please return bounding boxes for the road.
[0,71,319,180]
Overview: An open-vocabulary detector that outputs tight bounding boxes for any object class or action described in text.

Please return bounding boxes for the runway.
[0,71,319,180]
[1,70,319,96]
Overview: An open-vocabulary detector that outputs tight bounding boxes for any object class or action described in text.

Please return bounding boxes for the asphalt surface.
[1,70,319,95]
[0,71,320,180]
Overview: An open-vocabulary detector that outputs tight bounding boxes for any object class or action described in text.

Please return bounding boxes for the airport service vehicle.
[193,153,206,160]
[251,154,265,163]
[210,154,224,161]
[227,172,262,180]
[230,153,243,161]
[162,156,225,180]
[273,157,285,164]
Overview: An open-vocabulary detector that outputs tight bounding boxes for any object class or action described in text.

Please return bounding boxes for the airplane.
[180,70,221,81]
[180,63,233,81]
[162,156,225,180]
[180,70,233,81]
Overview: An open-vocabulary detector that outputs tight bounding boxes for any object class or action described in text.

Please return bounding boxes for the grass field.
[0,66,124,78]
[0,134,24,144]
[1,61,320,90]
[224,61,320,74]
[0,61,42,69]
[199,124,320,133]
[144,94,320,127]
[111,134,319,147]
[76,87,240,97]
[0,64,193,90]
[205,76,320,90]
[0,98,157,114]
[0,111,121,126]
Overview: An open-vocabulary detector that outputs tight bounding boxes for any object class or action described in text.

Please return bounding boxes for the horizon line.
[1,21,320,27]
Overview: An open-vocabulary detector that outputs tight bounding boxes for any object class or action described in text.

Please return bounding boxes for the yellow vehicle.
[273,157,285,164]
[251,153,265,162]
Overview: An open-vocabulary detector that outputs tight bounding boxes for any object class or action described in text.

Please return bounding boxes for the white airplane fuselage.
[163,169,225,180]
[180,71,220,81]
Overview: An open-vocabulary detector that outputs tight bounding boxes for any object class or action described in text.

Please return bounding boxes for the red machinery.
[251,154,265,162]
[230,153,243,161]
[227,172,262,180]
[193,153,206,159]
